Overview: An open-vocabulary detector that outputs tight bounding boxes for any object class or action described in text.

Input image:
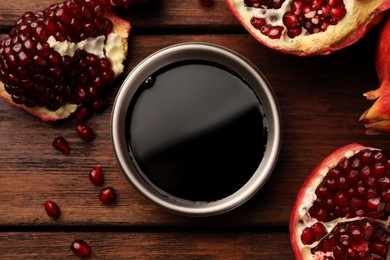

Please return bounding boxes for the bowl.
[111,42,281,217]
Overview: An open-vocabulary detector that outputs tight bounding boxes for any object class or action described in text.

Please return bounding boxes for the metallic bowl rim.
[111,42,282,217]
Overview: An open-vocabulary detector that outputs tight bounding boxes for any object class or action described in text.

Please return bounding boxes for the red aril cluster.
[310,219,389,258]
[108,0,153,8]
[52,136,71,154]
[226,0,390,55]
[0,0,115,112]
[290,144,390,259]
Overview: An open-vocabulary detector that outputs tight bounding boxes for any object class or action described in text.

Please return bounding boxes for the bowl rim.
[111,42,282,217]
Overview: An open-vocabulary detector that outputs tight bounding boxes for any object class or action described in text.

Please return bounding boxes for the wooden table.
[0,0,389,258]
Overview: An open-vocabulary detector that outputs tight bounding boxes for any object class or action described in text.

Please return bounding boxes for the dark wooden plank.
[0,231,293,258]
[0,29,387,227]
[0,0,240,31]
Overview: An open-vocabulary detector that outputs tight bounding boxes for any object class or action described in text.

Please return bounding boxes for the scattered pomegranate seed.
[308,148,390,222]
[99,187,116,203]
[76,123,95,141]
[44,200,61,218]
[198,0,214,7]
[52,136,70,154]
[70,239,91,257]
[75,106,93,122]
[246,0,347,39]
[89,166,105,185]
[92,99,108,112]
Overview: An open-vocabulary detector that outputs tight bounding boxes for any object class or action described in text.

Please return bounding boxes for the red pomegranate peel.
[360,16,390,134]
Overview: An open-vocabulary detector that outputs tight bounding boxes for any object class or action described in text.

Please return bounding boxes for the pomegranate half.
[226,0,390,56]
[360,15,390,135]
[0,0,130,121]
[290,143,390,259]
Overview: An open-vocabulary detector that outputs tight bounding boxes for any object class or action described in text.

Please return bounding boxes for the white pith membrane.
[0,31,127,120]
[291,145,390,259]
[227,0,388,55]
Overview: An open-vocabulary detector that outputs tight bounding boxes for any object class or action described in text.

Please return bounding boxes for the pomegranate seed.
[89,166,105,185]
[70,239,91,257]
[99,187,116,203]
[52,136,70,154]
[75,106,93,122]
[330,6,346,20]
[250,17,266,30]
[268,26,284,39]
[0,0,118,112]
[76,123,95,141]
[92,99,108,112]
[43,200,60,218]
[260,24,272,35]
[312,219,390,257]
[312,222,328,241]
[198,0,214,7]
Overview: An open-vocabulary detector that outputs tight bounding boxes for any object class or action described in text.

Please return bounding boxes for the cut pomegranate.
[0,0,130,121]
[76,123,95,141]
[226,0,390,55]
[99,187,116,203]
[43,200,61,218]
[52,136,70,154]
[89,166,105,185]
[290,143,390,259]
[70,239,91,257]
[360,16,390,134]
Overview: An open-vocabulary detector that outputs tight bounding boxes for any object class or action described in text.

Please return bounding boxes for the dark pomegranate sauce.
[126,60,268,202]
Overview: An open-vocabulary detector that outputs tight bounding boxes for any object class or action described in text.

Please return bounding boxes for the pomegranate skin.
[360,16,390,134]
[226,0,390,56]
[290,143,390,259]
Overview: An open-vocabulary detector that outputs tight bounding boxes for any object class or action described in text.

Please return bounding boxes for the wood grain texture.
[0,231,293,259]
